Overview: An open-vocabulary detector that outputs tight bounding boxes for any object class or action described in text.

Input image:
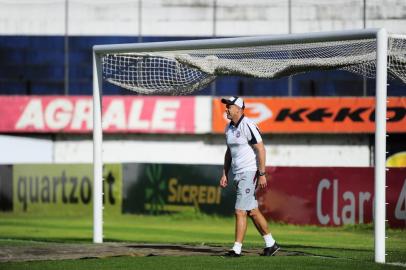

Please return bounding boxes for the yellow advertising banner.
[13,164,122,216]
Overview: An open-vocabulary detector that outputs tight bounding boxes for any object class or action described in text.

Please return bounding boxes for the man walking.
[219,96,279,257]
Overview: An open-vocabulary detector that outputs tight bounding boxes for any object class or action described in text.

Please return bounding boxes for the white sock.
[232,242,242,254]
[263,233,275,248]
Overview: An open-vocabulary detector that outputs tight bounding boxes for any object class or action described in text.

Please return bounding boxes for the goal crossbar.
[93,29,380,53]
[92,28,390,263]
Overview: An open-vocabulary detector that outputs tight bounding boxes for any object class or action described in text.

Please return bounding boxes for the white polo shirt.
[225,115,263,174]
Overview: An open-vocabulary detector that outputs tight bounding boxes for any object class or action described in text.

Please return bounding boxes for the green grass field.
[0,212,405,270]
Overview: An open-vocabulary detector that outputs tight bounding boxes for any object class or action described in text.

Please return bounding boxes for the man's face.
[225,104,241,120]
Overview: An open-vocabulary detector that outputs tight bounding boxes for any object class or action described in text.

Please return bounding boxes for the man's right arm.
[220,147,231,188]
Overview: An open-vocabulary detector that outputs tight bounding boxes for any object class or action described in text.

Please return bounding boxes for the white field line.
[387,262,406,268]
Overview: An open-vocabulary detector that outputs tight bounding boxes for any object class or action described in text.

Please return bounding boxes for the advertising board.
[213,97,406,133]
[0,96,197,134]
[258,167,406,228]
[122,163,235,216]
[12,164,122,216]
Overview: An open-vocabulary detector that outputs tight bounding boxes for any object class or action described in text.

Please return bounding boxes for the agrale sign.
[0,96,196,133]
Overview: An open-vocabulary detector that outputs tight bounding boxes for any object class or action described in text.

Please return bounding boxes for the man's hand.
[220,175,228,188]
[258,175,267,189]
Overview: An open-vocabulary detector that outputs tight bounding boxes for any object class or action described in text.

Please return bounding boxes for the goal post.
[374,28,388,263]
[92,28,398,263]
[92,51,103,244]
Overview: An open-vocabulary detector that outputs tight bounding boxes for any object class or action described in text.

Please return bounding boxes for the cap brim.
[221,98,233,105]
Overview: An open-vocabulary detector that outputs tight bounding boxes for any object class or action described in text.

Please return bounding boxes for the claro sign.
[0,96,196,133]
[258,167,406,228]
[213,97,406,133]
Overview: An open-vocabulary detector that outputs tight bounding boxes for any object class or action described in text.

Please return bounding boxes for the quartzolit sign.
[213,97,406,133]
[12,164,122,215]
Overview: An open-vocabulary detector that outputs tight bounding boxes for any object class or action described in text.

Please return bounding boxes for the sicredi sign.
[121,163,235,216]
[13,164,122,215]
[0,96,196,133]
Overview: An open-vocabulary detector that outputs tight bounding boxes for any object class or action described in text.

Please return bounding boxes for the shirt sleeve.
[245,120,262,144]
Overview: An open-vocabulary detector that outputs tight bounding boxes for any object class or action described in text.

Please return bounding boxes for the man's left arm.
[252,142,267,189]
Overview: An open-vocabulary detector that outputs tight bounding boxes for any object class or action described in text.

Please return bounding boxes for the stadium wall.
[51,133,371,167]
[0,95,386,167]
[2,95,405,167]
[1,0,405,36]
[0,135,53,164]
[0,123,371,166]
[1,0,406,97]
[0,1,404,201]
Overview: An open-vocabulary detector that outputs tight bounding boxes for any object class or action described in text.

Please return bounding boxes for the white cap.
[221,96,245,109]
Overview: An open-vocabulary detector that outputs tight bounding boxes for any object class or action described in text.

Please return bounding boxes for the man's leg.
[229,209,247,255]
[235,209,247,242]
[249,208,279,255]
[248,208,269,236]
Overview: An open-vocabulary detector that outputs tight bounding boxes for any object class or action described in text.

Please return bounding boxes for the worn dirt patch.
[0,242,310,262]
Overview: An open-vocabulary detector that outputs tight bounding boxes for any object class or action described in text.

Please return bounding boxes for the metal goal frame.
[92,28,388,263]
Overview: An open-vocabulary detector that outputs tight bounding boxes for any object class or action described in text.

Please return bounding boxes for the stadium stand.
[0,35,405,97]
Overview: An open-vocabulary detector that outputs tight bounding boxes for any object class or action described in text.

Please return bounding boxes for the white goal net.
[93,29,406,264]
[101,35,406,95]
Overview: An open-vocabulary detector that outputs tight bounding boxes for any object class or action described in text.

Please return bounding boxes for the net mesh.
[102,36,406,95]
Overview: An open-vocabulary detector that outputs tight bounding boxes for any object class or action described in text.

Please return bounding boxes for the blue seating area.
[0,35,404,96]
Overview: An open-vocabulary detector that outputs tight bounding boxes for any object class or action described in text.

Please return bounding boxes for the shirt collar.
[230,114,244,128]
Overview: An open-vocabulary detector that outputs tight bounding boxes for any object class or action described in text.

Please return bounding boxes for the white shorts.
[233,171,258,211]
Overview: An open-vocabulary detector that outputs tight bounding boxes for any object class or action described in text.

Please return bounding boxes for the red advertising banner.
[258,167,406,228]
[0,96,195,134]
[213,97,406,133]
